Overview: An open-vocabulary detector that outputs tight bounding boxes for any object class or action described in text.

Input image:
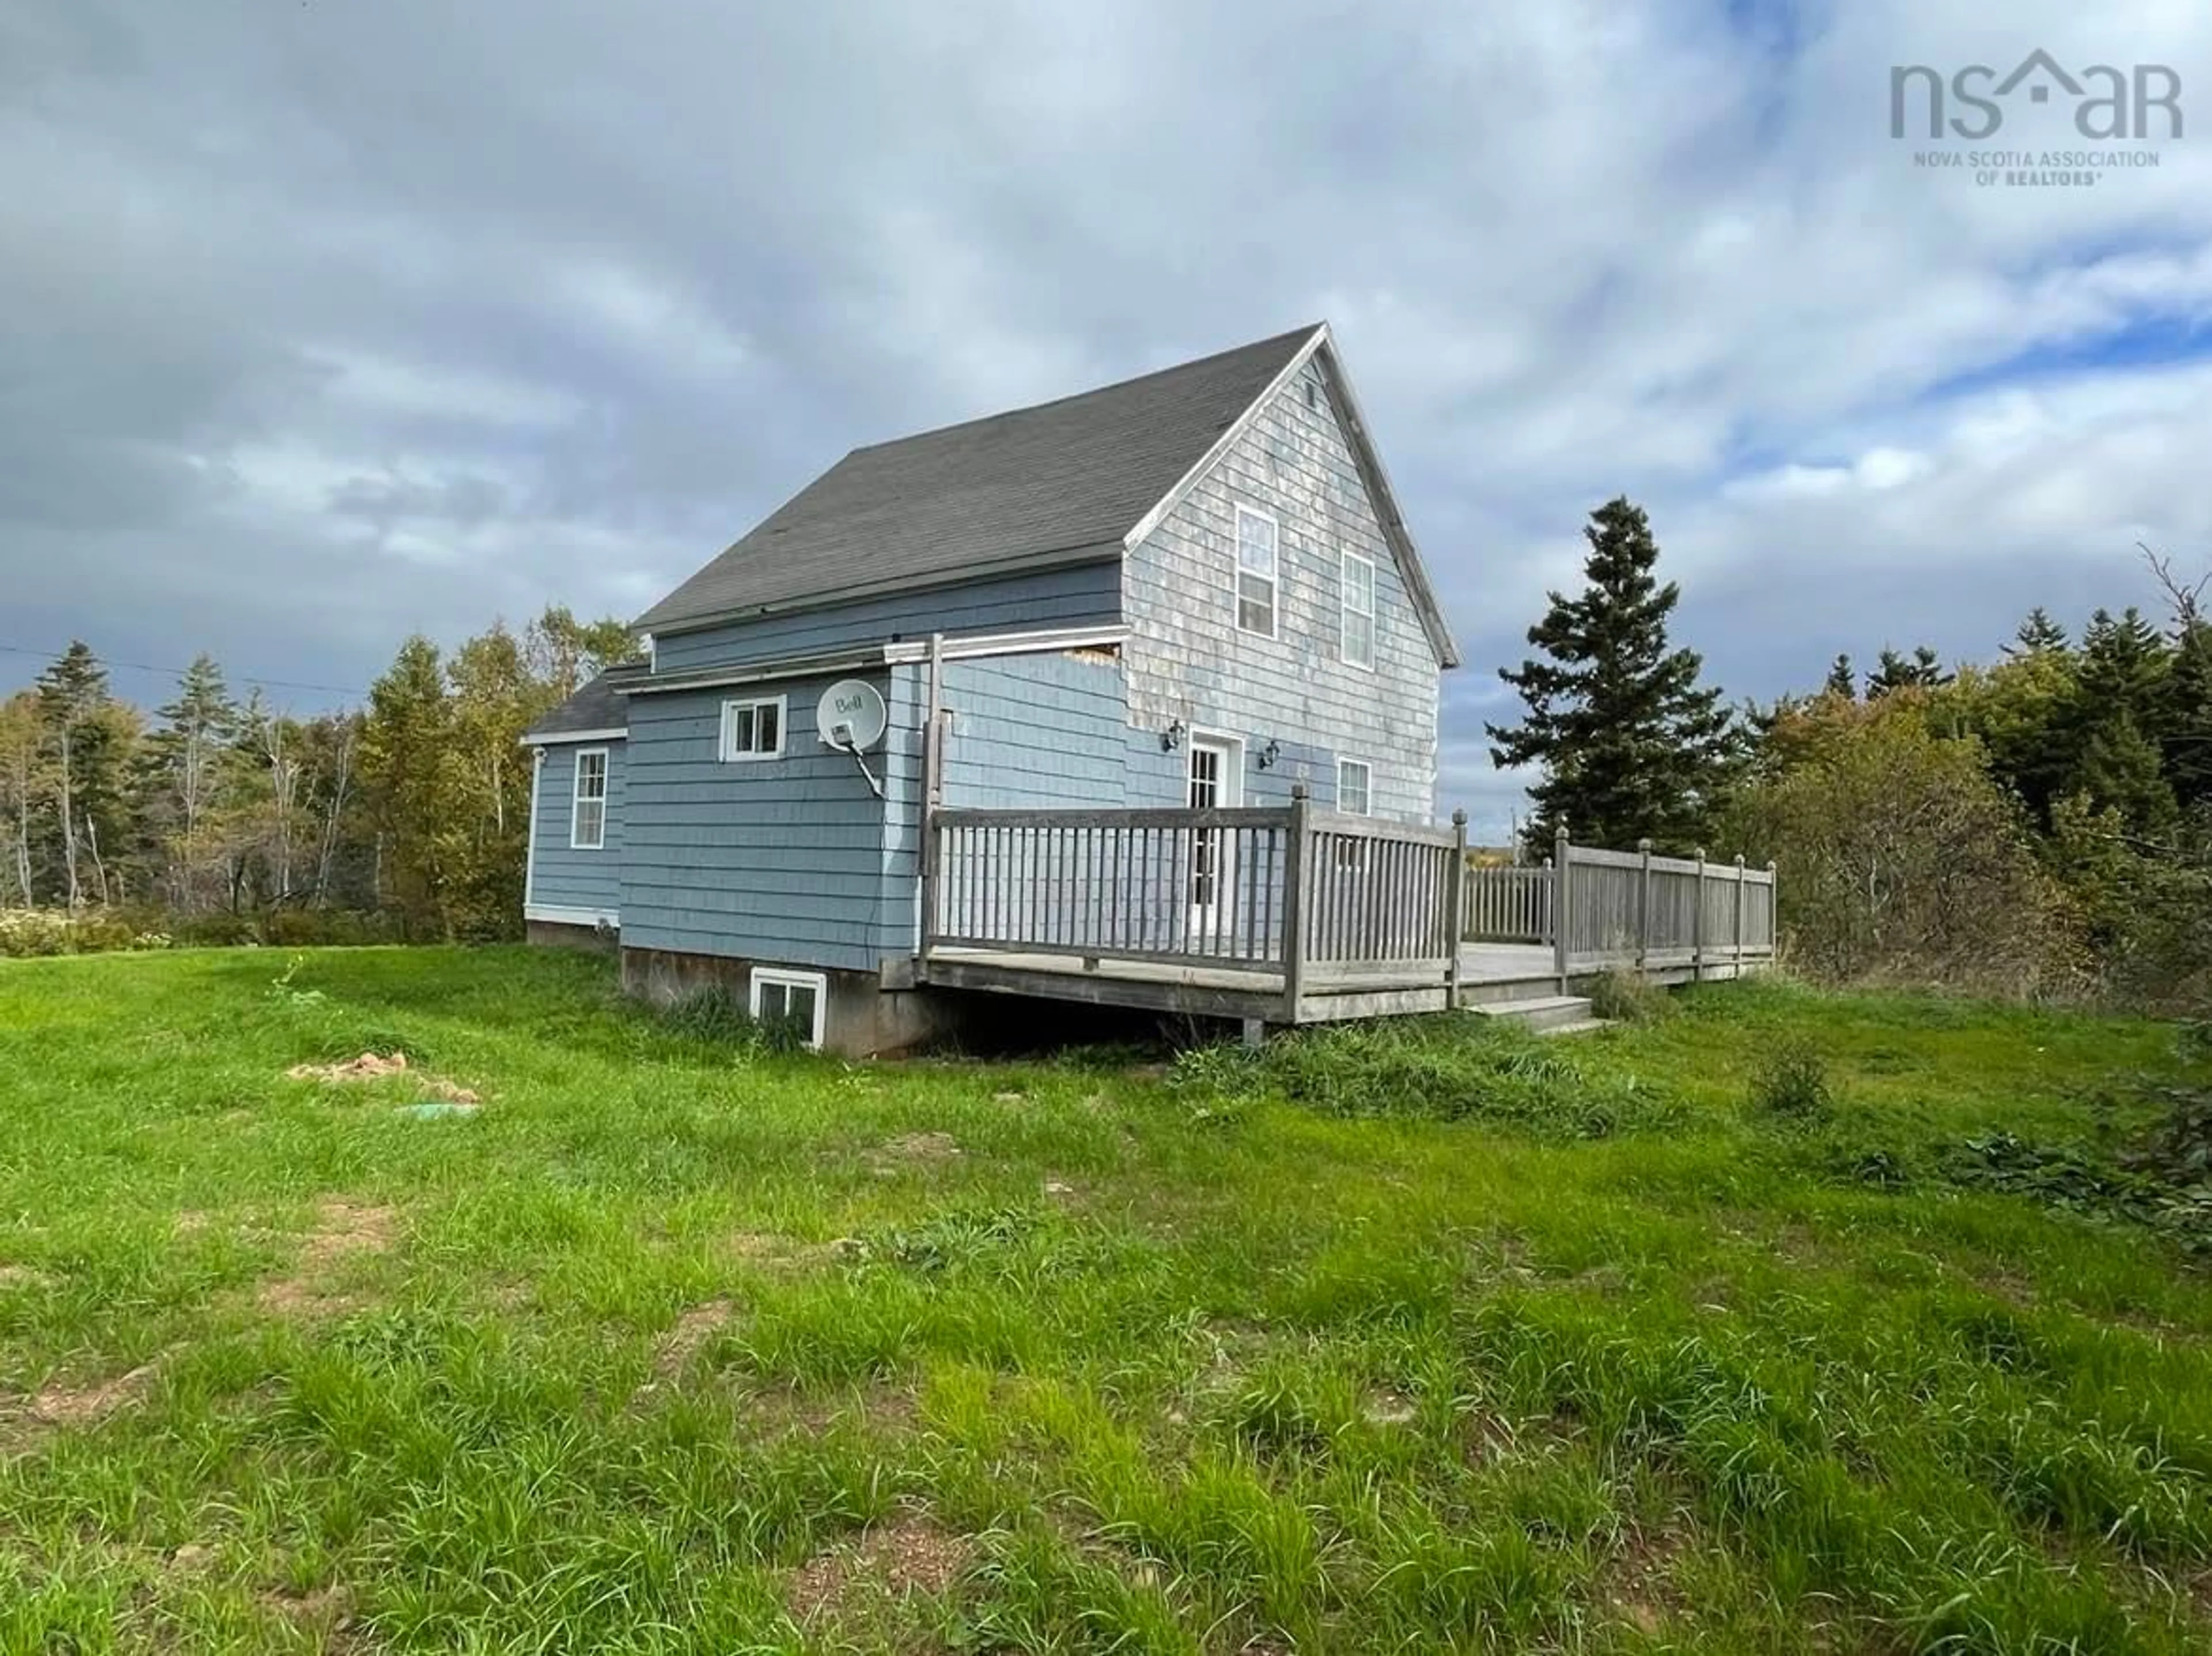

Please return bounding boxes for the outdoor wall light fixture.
[1160,719,1185,752]
[1256,738,1281,770]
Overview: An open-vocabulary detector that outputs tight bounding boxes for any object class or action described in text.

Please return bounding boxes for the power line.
[0,641,365,698]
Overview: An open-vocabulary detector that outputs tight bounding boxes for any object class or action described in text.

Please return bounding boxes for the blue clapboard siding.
[1122,356,1444,822]
[618,674,903,972]
[939,652,1130,809]
[529,741,624,918]
[651,562,1122,674]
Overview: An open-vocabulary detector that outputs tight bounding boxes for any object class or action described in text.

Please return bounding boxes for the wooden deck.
[908,789,1776,1028]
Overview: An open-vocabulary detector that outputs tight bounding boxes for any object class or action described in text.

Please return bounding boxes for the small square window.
[720,696,786,761]
[570,748,608,850]
[1341,552,1376,670]
[1234,505,1278,638]
[749,968,826,1049]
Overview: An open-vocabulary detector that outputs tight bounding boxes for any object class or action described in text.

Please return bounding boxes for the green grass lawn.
[2,946,2210,1653]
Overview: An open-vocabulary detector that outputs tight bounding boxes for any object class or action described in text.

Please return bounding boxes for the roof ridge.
[845,322,1324,455]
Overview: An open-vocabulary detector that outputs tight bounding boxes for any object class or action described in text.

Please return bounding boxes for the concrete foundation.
[527,919,618,949]
[619,946,963,1058]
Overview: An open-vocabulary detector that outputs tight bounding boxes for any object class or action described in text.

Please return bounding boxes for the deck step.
[1534,1017,1610,1038]
[1469,994,1598,1033]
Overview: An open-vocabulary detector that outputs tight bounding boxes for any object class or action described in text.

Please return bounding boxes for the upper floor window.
[719,695,786,761]
[1234,505,1278,638]
[570,748,608,849]
[1342,552,1376,670]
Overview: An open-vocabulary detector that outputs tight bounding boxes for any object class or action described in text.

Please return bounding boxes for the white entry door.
[1187,736,1242,940]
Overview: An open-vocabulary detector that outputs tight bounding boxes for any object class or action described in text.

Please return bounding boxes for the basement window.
[719,695,786,761]
[751,968,826,1049]
[1234,505,1278,638]
[570,749,608,850]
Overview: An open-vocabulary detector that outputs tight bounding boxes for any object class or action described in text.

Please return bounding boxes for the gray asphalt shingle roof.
[522,663,646,740]
[632,324,1323,635]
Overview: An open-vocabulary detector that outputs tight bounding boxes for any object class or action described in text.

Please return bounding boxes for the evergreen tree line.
[1487,500,2212,1010]
[0,608,631,946]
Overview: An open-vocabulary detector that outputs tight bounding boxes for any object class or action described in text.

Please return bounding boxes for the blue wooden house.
[524,323,1501,1051]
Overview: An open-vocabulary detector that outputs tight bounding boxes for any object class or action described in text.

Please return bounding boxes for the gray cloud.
[3,1,2210,836]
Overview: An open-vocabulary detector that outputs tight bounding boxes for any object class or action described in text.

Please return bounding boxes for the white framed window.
[750,968,826,1049]
[1341,552,1376,670]
[1233,505,1278,638]
[719,695,786,761]
[1337,757,1372,816]
[1335,757,1372,871]
[570,748,608,850]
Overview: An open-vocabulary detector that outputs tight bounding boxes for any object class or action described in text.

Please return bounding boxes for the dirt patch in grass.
[740,1378,921,1438]
[1362,1388,1419,1427]
[872,1131,962,1165]
[0,1262,53,1291]
[655,1298,740,1377]
[261,1581,355,1639]
[256,1199,398,1317]
[724,1231,858,1274]
[285,1052,482,1106]
[287,1051,410,1083]
[28,1359,162,1427]
[1595,1521,1694,1636]
[786,1512,976,1623]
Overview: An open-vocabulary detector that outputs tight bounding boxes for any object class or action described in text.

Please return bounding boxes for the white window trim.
[1336,757,1373,816]
[1340,550,1377,672]
[719,694,789,762]
[749,967,828,1049]
[1232,503,1279,641]
[569,748,608,850]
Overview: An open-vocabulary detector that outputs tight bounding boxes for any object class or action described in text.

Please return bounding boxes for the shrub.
[1748,1041,1834,1123]
[1586,968,1668,1024]
[1,908,171,957]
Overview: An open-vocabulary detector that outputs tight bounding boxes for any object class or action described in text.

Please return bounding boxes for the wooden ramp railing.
[1462,825,1777,984]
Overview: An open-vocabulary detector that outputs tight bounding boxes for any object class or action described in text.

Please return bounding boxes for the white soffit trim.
[521,726,628,746]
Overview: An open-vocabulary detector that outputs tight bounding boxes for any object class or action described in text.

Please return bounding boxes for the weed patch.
[1172,1015,1683,1139]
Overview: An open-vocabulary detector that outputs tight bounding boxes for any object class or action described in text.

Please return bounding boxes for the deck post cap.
[1290,781,1309,800]
[1734,853,1746,867]
[1452,808,1468,825]
[1638,837,1653,852]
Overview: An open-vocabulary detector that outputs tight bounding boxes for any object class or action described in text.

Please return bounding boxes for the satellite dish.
[816,679,888,753]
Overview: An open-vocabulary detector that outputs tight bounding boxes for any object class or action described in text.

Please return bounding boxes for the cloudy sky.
[3,2,2207,836]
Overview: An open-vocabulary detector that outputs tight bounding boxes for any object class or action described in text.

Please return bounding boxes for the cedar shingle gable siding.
[1123,356,1442,820]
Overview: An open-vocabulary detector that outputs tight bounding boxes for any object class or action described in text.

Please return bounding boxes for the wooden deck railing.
[921,796,1777,1013]
[1462,826,1777,984]
[923,786,1469,1010]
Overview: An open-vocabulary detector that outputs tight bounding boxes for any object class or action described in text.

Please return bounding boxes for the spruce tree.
[2007,607,2069,656]
[33,642,130,907]
[1865,645,1950,698]
[142,654,241,910]
[1823,653,1856,699]
[2166,619,2212,809]
[1486,497,1739,852]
